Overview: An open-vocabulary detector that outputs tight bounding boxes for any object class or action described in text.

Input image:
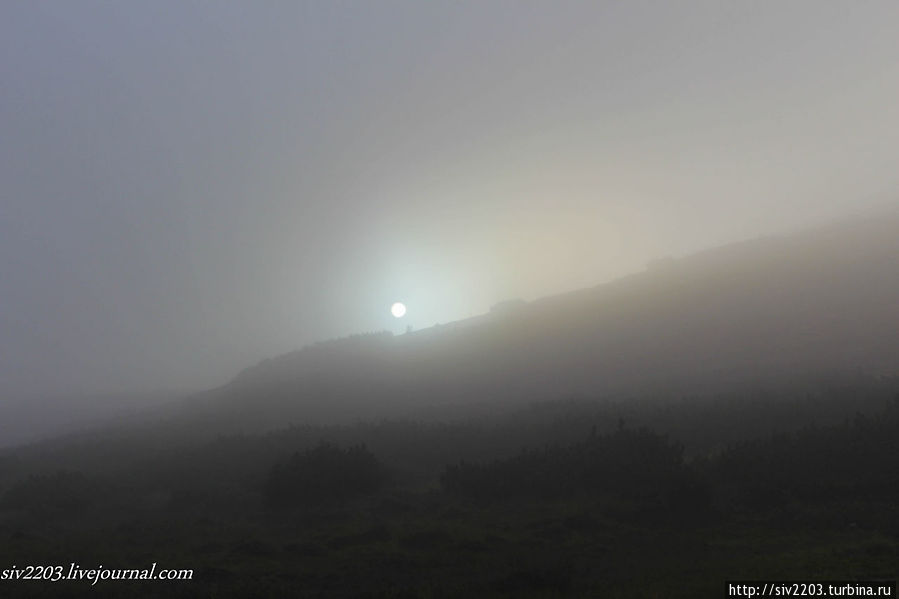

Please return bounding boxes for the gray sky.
[1,1,897,399]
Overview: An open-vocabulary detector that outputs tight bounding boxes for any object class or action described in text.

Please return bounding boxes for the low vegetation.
[264,443,385,507]
[0,378,897,597]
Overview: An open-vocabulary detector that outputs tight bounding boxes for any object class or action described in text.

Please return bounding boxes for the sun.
[391,302,406,318]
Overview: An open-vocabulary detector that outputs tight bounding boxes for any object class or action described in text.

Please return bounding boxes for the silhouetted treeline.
[4,375,895,486]
[6,394,896,522]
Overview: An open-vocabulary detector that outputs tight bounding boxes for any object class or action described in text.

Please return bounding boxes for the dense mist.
[2,1,898,404]
[187,213,897,431]
[1,2,898,597]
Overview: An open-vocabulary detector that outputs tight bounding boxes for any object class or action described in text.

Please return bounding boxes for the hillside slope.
[191,211,899,430]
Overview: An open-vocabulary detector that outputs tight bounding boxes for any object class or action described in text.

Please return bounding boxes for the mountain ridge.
[184,209,899,432]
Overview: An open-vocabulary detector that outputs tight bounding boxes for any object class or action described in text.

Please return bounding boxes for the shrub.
[441,427,691,501]
[264,443,384,507]
[710,405,899,508]
[1,470,99,516]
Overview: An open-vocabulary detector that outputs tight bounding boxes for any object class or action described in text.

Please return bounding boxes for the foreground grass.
[2,486,896,598]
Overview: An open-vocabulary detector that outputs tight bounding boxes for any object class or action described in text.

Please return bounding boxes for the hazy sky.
[1,1,897,399]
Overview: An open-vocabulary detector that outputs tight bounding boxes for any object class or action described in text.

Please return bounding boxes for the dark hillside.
[183,213,899,432]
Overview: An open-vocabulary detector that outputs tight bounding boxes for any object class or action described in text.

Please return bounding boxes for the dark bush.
[710,404,899,509]
[441,427,692,502]
[264,443,384,507]
[1,470,99,516]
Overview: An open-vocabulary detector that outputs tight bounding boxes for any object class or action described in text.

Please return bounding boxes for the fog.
[3,4,899,595]
[2,1,897,403]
